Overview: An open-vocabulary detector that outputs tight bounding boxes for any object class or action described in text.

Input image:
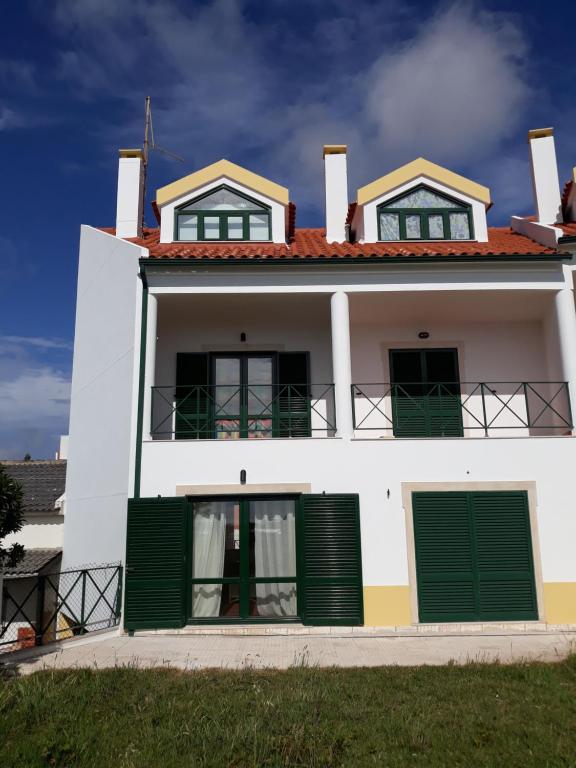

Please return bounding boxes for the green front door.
[389,348,463,437]
[412,491,538,623]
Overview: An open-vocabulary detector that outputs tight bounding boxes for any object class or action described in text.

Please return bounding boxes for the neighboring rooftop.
[0,460,66,516]
[3,548,61,577]
[102,225,562,260]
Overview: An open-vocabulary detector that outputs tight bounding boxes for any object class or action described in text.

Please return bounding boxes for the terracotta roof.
[558,222,576,238]
[113,226,560,260]
[0,460,66,516]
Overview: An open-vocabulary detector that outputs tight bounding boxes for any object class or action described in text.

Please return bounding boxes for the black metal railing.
[351,382,573,437]
[0,564,122,652]
[151,383,336,439]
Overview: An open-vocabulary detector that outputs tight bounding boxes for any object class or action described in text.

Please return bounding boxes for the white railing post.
[331,291,354,439]
[555,288,576,431]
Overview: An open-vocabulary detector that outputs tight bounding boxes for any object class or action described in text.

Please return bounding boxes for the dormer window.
[175,185,271,241]
[377,185,473,241]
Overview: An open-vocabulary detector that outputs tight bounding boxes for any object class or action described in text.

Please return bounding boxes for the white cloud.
[0,368,70,427]
[0,336,73,351]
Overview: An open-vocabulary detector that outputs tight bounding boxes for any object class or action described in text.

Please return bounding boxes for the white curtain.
[253,500,297,617]
[192,502,227,618]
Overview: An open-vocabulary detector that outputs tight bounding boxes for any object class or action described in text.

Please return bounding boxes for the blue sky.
[1,0,575,458]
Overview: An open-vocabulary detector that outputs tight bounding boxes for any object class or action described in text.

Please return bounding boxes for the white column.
[331,291,353,439]
[555,288,576,429]
[142,294,158,440]
[115,149,144,238]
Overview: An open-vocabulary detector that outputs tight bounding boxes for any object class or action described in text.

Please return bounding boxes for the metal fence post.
[35,575,45,646]
[480,383,489,437]
[80,569,87,630]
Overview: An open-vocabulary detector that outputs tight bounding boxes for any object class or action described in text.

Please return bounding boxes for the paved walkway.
[3,628,575,674]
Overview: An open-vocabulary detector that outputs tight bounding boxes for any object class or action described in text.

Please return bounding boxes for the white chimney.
[528,128,562,224]
[323,145,349,243]
[115,148,144,238]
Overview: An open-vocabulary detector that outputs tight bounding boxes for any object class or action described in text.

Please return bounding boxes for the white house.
[62,129,576,630]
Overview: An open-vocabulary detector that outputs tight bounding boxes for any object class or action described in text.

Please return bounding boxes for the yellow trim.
[156,159,289,207]
[356,157,491,207]
[528,127,554,141]
[572,167,576,184]
[363,586,412,626]
[323,144,347,157]
[543,583,576,624]
[119,148,143,159]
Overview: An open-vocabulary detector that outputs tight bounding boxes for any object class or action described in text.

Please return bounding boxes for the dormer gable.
[156,159,289,244]
[351,158,491,244]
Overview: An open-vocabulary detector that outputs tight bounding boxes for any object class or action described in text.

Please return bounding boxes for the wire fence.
[0,563,122,653]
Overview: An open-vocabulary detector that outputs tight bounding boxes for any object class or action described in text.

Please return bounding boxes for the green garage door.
[412,491,538,623]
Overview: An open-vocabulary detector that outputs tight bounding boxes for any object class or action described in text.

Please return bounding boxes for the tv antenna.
[141,95,184,229]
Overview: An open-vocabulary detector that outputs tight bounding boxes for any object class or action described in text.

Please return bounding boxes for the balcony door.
[389,348,463,437]
[213,354,274,439]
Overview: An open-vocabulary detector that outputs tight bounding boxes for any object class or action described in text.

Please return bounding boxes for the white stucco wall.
[159,177,286,244]
[139,436,576,589]
[4,517,64,549]
[62,227,144,570]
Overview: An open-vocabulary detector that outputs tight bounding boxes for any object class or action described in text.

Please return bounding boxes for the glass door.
[188,498,298,622]
[212,354,274,439]
[390,348,463,437]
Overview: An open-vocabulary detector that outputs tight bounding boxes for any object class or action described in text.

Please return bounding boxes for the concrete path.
[3,628,575,675]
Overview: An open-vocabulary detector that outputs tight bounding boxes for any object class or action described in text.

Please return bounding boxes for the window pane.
[192,501,238,579]
[185,188,266,211]
[227,216,243,239]
[383,188,457,209]
[247,357,273,414]
[405,215,421,239]
[449,212,471,239]
[379,212,400,240]
[249,500,297,578]
[250,582,297,618]
[193,583,241,618]
[178,214,198,240]
[203,216,220,239]
[248,419,273,438]
[249,214,269,240]
[214,357,240,414]
[215,419,240,439]
[428,214,444,238]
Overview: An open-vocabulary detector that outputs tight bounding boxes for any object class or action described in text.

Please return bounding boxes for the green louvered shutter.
[299,494,363,625]
[125,497,187,630]
[413,492,476,622]
[276,352,311,437]
[175,353,209,439]
[472,491,538,620]
[413,491,538,623]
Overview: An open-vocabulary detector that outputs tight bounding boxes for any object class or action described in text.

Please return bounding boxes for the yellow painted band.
[363,586,412,627]
[543,582,576,624]
[356,157,491,207]
[156,159,289,207]
[323,144,347,157]
[528,127,554,141]
[119,148,143,158]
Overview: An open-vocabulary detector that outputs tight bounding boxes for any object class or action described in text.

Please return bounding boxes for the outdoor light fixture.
[240,469,246,485]
[418,331,430,339]
[240,332,246,342]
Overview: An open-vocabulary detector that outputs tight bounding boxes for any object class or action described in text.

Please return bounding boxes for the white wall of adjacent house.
[4,517,64,549]
[358,176,489,244]
[62,226,144,571]
[158,178,287,244]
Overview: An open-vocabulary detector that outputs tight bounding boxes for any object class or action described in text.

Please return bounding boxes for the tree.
[0,464,25,569]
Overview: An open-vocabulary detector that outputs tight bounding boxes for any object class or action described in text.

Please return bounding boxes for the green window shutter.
[299,494,363,625]
[277,352,311,437]
[125,497,187,630]
[413,491,538,623]
[175,353,209,439]
[413,492,476,622]
[471,491,538,620]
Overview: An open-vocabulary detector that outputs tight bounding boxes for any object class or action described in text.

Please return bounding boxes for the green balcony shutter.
[175,353,209,439]
[277,352,311,437]
[413,491,538,623]
[299,494,363,625]
[413,492,476,622]
[125,497,187,630]
[471,491,538,620]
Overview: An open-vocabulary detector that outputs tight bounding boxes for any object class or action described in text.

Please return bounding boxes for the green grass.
[1,657,576,767]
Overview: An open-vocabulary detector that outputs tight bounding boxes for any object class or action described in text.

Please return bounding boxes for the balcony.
[151,383,336,440]
[351,381,573,438]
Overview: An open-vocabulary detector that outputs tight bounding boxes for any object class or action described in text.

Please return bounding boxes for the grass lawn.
[1,657,575,767]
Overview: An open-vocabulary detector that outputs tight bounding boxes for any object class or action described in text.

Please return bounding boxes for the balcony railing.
[351,382,573,438]
[151,383,336,439]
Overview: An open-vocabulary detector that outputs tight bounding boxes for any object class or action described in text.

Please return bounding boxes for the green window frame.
[377,185,474,242]
[174,184,271,242]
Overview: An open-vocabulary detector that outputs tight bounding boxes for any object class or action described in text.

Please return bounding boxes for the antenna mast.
[140,96,183,231]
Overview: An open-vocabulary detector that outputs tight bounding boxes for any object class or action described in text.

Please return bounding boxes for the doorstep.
[134,621,576,638]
